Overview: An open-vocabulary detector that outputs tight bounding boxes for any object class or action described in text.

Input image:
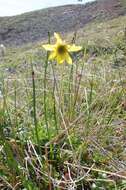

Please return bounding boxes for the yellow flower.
[43,33,82,64]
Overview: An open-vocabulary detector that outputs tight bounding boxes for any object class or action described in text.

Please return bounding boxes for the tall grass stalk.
[43,32,51,139]
[14,80,18,137]
[68,32,77,120]
[31,63,41,153]
[68,64,74,121]
[2,79,13,132]
[51,64,58,134]
[73,48,86,109]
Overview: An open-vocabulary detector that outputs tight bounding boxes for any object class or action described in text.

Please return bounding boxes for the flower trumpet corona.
[43,33,82,64]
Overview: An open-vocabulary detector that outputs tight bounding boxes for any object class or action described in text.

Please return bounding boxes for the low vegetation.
[0,0,126,46]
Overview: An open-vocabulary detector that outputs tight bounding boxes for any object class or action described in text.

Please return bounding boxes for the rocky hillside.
[0,0,126,46]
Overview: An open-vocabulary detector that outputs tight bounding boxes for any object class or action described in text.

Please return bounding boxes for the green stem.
[43,32,51,139]
[14,81,18,133]
[31,66,41,153]
[51,64,58,134]
[73,48,86,109]
[68,64,74,120]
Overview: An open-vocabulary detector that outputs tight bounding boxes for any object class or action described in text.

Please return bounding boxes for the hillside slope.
[0,0,126,46]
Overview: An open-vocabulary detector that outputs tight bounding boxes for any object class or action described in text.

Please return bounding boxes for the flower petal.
[48,51,56,60]
[54,33,63,43]
[56,55,65,64]
[43,44,55,51]
[67,44,82,52]
[65,53,72,64]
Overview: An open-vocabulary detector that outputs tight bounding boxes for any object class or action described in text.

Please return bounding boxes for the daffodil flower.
[43,33,82,64]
